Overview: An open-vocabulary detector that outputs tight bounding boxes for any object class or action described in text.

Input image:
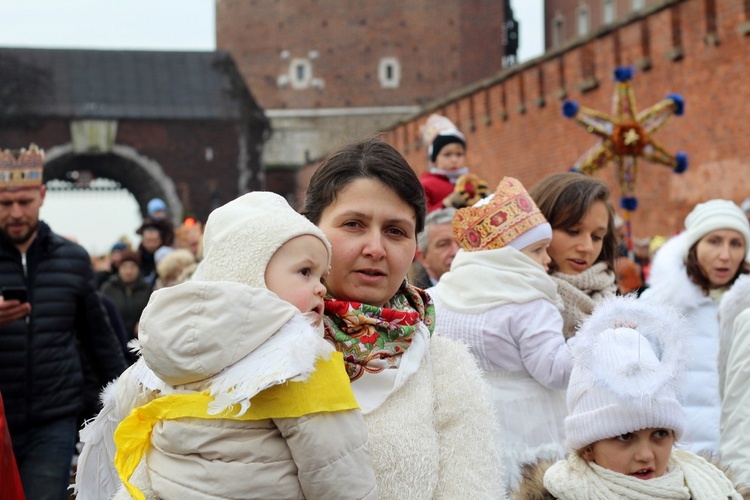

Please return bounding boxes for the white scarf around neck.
[428,166,468,182]
[543,450,741,500]
[431,247,563,314]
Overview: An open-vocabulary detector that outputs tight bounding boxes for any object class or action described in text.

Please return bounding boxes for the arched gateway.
[45,143,182,225]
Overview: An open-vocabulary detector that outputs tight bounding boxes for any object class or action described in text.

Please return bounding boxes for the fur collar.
[642,233,710,310]
[512,459,557,499]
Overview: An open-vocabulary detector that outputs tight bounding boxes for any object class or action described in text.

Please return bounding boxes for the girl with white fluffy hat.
[512,296,748,499]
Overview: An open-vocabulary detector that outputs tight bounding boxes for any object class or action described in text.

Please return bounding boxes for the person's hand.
[0,298,31,326]
[442,190,470,209]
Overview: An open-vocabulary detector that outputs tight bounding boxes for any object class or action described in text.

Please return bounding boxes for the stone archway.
[43,143,183,226]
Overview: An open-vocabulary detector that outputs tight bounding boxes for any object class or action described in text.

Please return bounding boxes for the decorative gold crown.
[0,143,44,190]
[452,177,547,251]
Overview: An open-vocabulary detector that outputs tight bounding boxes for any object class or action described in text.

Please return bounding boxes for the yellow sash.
[113,352,357,500]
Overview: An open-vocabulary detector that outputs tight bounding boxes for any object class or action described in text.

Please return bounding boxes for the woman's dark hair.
[302,137,426,236]
[685,242,750,294]
[529,171,617,273]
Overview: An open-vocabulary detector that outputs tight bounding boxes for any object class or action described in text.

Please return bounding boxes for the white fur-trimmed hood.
[137,280,333,414]
[191,191,331,289]
[642,232,708,308]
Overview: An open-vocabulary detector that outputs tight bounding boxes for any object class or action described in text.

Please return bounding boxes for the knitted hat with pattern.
[565,296,688,451]
[191,192,331,288]
[452,177,550,252]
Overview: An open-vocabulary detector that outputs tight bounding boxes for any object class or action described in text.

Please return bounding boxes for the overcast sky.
[0,0,544,61]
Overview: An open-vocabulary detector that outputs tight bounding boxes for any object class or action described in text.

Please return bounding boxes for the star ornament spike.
[561,66,688,252]
[562,66,688,210]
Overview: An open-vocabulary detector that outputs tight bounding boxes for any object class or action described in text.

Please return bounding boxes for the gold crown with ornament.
[0,143,44,190]
[452,177,547,251]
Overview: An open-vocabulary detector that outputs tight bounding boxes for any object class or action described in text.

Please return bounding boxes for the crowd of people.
[89,200,204,361]
[0,126,749,499]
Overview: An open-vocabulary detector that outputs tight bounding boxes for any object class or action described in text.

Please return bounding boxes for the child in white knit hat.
[76,192,377,500]
[512,296,746,499]
[429,177,571,491]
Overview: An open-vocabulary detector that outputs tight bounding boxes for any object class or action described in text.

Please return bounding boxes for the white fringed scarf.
[543,450,742,500]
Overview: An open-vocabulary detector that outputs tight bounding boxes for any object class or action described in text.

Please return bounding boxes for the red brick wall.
[386,0,750,239]
[544,0,663,50]
[216,0,507,110]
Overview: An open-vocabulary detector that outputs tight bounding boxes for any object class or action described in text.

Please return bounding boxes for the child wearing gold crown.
[513,296,748,499]
[75,192,377,500]
[428,177,571,492]
[419,113,489,212]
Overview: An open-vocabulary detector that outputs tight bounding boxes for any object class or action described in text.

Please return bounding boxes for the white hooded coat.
[718,274,750,483]
[640,233,722,454]
[76,192,377,500]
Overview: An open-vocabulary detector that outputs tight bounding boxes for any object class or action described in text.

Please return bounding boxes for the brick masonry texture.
[216,0,507,110]
[384,0,750,239]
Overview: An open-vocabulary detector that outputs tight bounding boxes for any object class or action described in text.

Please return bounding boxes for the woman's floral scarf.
[324,282,435,381]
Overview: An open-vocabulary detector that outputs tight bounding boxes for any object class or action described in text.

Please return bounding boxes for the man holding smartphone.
[0,144,127,499]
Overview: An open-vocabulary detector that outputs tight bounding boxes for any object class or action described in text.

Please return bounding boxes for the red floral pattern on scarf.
[323,282,434,381]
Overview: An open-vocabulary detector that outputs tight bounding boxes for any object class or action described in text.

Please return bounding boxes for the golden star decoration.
[562,66,687,251]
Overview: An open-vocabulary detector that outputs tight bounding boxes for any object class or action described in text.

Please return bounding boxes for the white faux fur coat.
[363,333,505,499]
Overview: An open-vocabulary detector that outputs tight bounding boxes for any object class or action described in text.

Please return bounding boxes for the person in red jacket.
[418,114,488,212]
[1,391,24,500]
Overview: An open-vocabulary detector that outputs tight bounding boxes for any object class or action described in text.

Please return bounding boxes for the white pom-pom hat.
[565,296,689,451]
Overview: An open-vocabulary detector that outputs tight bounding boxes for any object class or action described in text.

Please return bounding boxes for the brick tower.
[216,0,514,200]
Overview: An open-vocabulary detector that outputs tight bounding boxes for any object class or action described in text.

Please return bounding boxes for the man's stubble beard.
[2,220,39,247]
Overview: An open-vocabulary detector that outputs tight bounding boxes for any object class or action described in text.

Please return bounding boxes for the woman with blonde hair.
[154,248,197,290]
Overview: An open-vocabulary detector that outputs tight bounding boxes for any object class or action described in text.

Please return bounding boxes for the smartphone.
[2,286,28,303]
